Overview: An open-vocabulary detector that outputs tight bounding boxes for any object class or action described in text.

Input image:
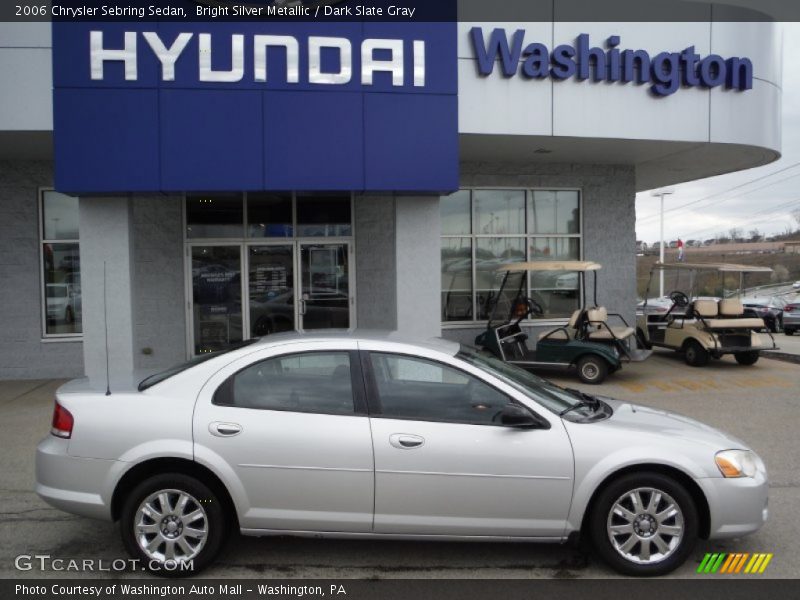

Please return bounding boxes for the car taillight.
[51,401,73,439]
[786,306,797,313]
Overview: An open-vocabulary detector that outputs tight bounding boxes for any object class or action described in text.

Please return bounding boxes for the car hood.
[572,398,749,452]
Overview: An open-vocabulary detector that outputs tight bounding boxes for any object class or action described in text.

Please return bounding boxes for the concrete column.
[354,195,397,330]
[395,196,441,339]
[79,196,136,388]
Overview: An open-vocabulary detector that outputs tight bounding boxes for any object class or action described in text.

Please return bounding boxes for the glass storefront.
[41,191,82,337]
[187,193,353,355]
[441,189,582,323]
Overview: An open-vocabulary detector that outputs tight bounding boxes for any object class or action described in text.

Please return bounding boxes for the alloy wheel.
[134,488,209,563]
[606,487,684,565]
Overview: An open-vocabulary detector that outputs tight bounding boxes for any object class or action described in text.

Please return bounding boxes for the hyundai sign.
[53,22,458,194]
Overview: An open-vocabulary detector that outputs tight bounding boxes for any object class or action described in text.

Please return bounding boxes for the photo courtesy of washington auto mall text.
[1,0,800,599]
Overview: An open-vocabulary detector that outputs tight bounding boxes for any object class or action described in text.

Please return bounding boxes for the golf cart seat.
[537,310,581,340]
[706,298,765,329]
[585,307,636,340]
[691,298,765,329]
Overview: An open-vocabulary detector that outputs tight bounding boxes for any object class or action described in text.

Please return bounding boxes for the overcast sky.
[634,23,800,245]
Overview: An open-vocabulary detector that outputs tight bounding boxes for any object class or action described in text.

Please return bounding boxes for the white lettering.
[143,32,193,82]
[199,33,244,83]
[308,36,352,85]
[361,38,404,86]
[90,31,137,81]
[253,35,299,83]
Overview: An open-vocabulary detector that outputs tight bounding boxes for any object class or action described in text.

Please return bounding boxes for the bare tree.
[793,208,800,230]
[728,227,743,242]
[748,229,762,242]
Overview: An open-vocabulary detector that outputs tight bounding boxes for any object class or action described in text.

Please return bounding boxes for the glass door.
[247,244,296,336]
[299,243,352,331]
[190,245,243,354]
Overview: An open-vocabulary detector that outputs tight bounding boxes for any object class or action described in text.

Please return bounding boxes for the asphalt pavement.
[0,352,798,579]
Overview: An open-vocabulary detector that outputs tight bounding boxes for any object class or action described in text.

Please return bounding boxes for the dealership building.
[0,5,783,382]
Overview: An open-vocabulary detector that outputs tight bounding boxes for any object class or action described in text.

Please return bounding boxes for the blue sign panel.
[52,21,458,194]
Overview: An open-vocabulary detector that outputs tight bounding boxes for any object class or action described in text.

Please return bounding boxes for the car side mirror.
[500,404,546,429]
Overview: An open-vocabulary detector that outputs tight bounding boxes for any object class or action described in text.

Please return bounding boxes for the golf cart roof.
[498,261,602,272]
[652,262,773,273]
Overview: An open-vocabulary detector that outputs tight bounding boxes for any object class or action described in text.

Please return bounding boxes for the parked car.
[741,295,788,333]
[783,303,800,335]
[793,281,800,290]
[37,332,768,577]
[45,283,81,324]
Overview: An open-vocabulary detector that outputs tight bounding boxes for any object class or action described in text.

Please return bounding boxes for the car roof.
[247,329,462,355]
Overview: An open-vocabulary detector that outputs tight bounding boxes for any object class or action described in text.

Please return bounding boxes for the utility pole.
[649,188,675,298]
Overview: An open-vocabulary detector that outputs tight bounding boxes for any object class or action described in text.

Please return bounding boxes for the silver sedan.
[36,332,768,576]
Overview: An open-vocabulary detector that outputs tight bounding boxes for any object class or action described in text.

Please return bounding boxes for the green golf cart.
[475,261,650,384]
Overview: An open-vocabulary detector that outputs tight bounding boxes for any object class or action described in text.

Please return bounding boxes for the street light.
[649,188,675,298]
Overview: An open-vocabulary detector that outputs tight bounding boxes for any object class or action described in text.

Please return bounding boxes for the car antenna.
[103,260,111,396]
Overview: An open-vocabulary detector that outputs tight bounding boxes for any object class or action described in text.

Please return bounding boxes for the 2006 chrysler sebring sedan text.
[36,332,768,576]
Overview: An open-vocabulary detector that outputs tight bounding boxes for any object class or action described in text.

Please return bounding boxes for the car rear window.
[138,340,258,391]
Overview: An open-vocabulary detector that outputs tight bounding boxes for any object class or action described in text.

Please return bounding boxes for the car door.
[363,349,574,538]
[193,341,375,533]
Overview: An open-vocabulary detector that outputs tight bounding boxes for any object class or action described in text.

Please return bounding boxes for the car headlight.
[715,449,757,478]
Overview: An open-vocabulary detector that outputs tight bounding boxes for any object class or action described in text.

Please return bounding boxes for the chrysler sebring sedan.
[36,332,768,576]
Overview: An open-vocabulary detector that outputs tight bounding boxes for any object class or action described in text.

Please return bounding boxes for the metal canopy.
[652,262,773,273]
[497,261,602,272]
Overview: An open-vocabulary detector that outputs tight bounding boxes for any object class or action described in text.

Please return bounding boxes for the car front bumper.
[697,470,769,539]
[35,436,117,521]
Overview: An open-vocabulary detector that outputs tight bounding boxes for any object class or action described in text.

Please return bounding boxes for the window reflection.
[529,191,580,234]
[441,238,472,321]
[440,190,471,235]
[41,191,81,336]
[474,190,525,235]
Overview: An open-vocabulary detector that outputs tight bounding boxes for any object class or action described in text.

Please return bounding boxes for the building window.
[40,190,82,337]
[441,189,581,324]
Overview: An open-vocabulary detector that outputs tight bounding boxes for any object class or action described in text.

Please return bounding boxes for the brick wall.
[0,161,84,379]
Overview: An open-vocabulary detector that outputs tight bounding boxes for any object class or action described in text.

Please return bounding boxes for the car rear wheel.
[590,472,698,576]
[734,351,760,366]
[576,355,609,385]
[683,340,710,367]
[121,473,225,576]
[786,328,795,336]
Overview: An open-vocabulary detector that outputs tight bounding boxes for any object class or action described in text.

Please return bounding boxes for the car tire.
[589,472,699,576]
[734,351,760,366]
[683,340,710,367]
[120,473,226,577]
[576,355,609,385]
[786,328,795,336]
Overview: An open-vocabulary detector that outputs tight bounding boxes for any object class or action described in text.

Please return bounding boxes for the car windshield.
[457,345,592,415]
[138,340,258,391]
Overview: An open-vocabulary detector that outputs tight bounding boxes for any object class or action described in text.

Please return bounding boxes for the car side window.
[216,351,355,415]
[369,353,513,425]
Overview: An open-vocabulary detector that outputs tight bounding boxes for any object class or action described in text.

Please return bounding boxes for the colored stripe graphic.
[698,552,772,574]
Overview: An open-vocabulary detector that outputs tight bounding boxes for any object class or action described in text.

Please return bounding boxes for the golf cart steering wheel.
[513,297,544,320]
[669,290,690,308]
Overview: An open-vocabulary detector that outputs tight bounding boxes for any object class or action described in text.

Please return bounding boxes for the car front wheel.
[121,473,226,576]
[590,472,699,576]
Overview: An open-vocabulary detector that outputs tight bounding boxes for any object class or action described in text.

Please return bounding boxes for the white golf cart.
[636,262,778,366]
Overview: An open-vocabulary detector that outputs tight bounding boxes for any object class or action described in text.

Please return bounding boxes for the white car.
[36,332,768,576]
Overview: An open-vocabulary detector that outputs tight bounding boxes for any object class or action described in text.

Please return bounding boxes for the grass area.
[636,250,800,298]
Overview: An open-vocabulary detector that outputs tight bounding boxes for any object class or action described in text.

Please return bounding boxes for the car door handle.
[389,434,425,449]
[209,422,242,437]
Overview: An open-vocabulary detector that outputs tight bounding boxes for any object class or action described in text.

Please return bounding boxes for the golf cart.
[636,262,778,366]
[475,261,651,384]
